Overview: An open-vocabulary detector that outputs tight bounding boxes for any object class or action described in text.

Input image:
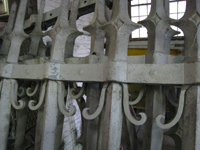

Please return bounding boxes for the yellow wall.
[128,48,180,56]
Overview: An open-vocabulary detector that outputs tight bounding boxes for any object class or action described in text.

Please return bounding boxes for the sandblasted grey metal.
[83,0,107,55]
[57,81,76,116]
[82,82,108,120]
[26,81,39,97]
[0,79,14,150]
[123,83,147,125]
[101,83,123,150]
[69,83,86,99]
[34,107,44,150]
[174,0,200,149]
[28,80,47,110]
[28,0,46,57]
[171,0,200,63]
[40,80,64,150]
[0,0,200,149]
[156,85,191,129]
[82,83,101,150]
[102,0,141,62]
[11,80,26,110]
[181,85,200,150]
[138,0,174,149]
[129,85,146,105]
[14,101,28,150]
[7,0,29,63]
[46,0,82,63]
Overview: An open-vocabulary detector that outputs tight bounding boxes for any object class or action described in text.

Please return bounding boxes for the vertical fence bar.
[0,79,13,150]
[143,85,166,150]
[14,104,28,150]
[181,86,200,150]
[6,0,29,64]
[82,0,106,148]
[101,83,123,150]
[34,108,44,150]
[138,0,174,149]
[83,83,101,149]
[173,0,200,149]
[40,80,64,150]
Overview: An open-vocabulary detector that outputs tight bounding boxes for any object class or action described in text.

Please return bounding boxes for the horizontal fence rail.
[0,0,199,150]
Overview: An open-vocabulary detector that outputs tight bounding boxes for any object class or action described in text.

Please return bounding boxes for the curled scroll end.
[11,80,26,110]
[82,108,99,120]
[68,105,76,116]
[18,86,26,97]
[155,114,167,129]
[28,81,47,111]
[69,83,86,99]
[125,110,147,126]
[12,99,26,110]
[82,105,104,120]
[123,83,147,126]
[59,103,76,117]
[28,99,44,111]
[156,85,190,129]
[82,82,108,120]
[28,100,37,110]
[26,81,39,97]
[57,81,76,116]
[129,85,145,105]
[138,112,147,124]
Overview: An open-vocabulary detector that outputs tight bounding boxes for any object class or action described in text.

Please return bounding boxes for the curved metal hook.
[122,83,147,125]
[57,81,76,116]
[69,83,86,99]
[129,85,146,105]
[11,80,26,110]
[18,86,26,97]
[28,81,47,111]
[82,83,109,120]
[166,86,178,107]
[26,81,39,97]
[156,85,191,129]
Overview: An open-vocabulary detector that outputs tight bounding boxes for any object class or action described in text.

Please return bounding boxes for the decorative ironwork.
[129,85,146,105]
[156,85,191,129]
[11,80,27,110]
[82,82,108,120]
[0,0,200,149]
[69,83,86,100]
[57,81,76,116]
[28,81,47,110]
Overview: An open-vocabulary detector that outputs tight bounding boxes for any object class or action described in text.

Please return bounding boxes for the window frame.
[129,0,186,41]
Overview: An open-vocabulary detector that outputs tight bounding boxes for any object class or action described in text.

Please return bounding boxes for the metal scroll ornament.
[11,80,26,110]
[57,81,76,116]
[156,85,191,129]
[82,83,147,126]
[28,81,47,111]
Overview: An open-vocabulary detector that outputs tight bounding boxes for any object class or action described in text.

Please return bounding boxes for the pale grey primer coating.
[0,0,199,150]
